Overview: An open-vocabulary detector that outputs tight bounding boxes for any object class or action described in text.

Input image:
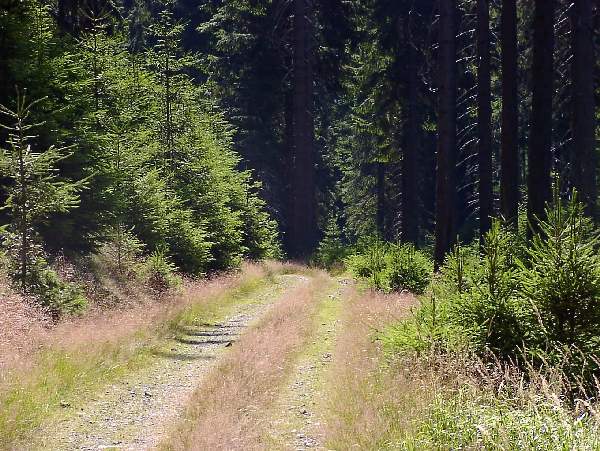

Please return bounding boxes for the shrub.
[139,249,182,293]
[97,229,145,280]
[240,188,282,261]
[131,170,212,275]
[518,192,600,385]
[314,217,350,269]
[438,241,482,296]
[384,244,432,294]
[382,295,460,355]
[1,241,86,318]
[386,191,600,391]
[452,221,529,356]
[29,262,87,318]
[346,239,432,294]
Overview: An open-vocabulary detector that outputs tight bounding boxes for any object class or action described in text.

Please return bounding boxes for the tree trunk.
[434,0,458,268]
[289,0,316,258]
[527,0,555,234]
[571,0,597,219]
[401,16,419,245]
[477,0,493,242]
[376,162,385,238]
[17,123,27,288]
[57,0,80,34]
[500,0,519,228]
[282,88,294,251]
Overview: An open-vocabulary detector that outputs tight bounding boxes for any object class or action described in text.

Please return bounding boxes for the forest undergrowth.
[324,191,600,449]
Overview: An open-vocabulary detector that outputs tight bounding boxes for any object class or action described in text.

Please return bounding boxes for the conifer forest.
[2,1,600,449]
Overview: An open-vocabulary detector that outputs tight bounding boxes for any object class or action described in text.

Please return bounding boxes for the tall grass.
[399,353,600,450]
[325,309,600,451]
[0,263,277,448]
[159,270,333,450]
[322,289,416,449]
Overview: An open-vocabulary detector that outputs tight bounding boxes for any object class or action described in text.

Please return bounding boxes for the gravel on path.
[263,278,350,450]
[32,274,306,451]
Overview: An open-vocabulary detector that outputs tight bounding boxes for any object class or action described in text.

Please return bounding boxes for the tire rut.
[32,274,307,451]
[263,278,350,450]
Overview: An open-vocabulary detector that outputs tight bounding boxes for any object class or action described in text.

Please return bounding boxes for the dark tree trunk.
[571,0,597,219]
[434,0,458,268]
[527,0,555,234]
[376,162,386,238]
[477,0,493,242]
[500,0,519,228]
[401,16,419,245]
[283,88,294,251]
[289,0,316,258]
[57,0,80,34]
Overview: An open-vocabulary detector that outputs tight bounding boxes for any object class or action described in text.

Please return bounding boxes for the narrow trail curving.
[32,274,308,451]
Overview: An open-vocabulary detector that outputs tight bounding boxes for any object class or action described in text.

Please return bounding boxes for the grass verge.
[323,285,600,450]
[391,353,600,450]
[322,289,415,449]
[0,264,280,449]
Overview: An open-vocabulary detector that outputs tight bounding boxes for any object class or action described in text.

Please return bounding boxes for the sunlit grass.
[0,267,277,449]
[322,289,417,450]
[158,271,333,450]
[406,391,600,450]
[325,301,600,451]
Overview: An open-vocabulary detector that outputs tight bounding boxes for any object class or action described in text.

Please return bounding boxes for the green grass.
[0,270,278,449]
[401,388,600,450]
[261,277,341,448]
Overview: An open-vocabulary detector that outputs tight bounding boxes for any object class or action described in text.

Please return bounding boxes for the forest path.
[32,274,308,451]
[260,279,350,450]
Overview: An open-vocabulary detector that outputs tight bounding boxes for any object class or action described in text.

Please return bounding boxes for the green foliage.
[413,390,600,450]
[438,241,482,295]
[519,192,600,383]
[139,249,182,293]
[347,238,432,294]
[0,0,281,308]
[382,295,460,355]
[131,169,212,274]
[97,229,145,280]
[385,244,432,295]
[28,262,87,317]
[0,93,82,286]
[240,185,282,261]
[452,222,528,356]
[313,216,349,269]
[386,193,600,390]
[346,237,389,285]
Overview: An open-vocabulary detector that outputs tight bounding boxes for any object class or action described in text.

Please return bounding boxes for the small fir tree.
[0,91,81,288]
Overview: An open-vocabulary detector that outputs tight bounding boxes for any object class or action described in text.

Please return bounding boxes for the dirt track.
[33,275,305,450]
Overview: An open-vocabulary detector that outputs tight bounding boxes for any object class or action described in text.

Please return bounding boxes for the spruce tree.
[0,91,81,287]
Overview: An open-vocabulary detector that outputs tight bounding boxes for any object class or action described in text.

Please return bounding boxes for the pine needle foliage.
[387,190,600,390]
[0,91,82,287]
[0,0,280,314]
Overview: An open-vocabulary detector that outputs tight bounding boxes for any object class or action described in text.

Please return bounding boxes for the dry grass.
[322,289,418,449]
[0,262,278,448]
[323,287,600,449]
[0,262,271,369]
[0,277,49,370]
[160,271,333,451]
